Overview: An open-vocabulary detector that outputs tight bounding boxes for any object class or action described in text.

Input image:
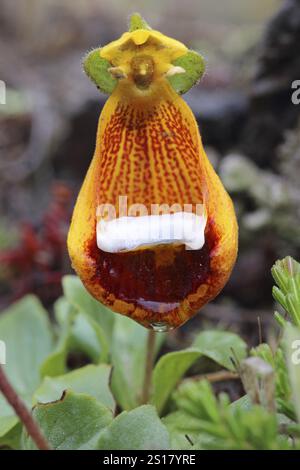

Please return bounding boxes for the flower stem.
[141,329,156,404]
[0,365,52,450]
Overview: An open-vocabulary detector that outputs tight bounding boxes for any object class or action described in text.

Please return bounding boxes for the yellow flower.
[68,14,238,330]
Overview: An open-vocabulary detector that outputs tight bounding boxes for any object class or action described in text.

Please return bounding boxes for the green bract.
[83,49,117,95]
[167,51,205,95]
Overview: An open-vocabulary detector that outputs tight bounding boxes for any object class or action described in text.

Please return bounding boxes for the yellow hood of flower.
[101,28,187,70]
[99,29,187,96]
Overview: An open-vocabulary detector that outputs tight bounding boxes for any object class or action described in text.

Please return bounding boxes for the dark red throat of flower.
[87,221,217,319]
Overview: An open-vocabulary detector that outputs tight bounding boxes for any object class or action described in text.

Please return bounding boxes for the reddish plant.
[0,182,73,305]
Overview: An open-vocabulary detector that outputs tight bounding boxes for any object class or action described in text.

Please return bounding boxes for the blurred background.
[0,0,300,355]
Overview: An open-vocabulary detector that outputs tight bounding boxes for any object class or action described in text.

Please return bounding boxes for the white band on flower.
[96,211,207,253]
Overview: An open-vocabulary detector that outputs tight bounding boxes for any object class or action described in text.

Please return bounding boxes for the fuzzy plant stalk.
[0,365,51,450]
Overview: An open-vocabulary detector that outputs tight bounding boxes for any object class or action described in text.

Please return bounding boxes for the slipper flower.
[67,14,238,330]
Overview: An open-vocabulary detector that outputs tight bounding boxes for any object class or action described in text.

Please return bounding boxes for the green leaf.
[251,343,293,417]
[0,295,53,394]
[272,257,300,293]
[40,334,70,378]
[69,312,109,364]
[41,302,109,377]
[40,297,76,378]
[23,391,113,450]
[40,343,69,378]
[274,310,288,329]
[163,381,221,450]
[192,330,247,371]
[173,379,221,424]
[192,404,284,450]
[83,49,117,95]
[284,324,300,423]
[151,330,246,414]
[97,405,169,450]
[0,400,19,440]
[54,296,73,326]
[33,364,115,412]
[272,257,300,326]
[0,423,22,449]
[111,316,165,410]
[62,275,114,339]
[167,50,205,95]
[0,295,53,439]
[151,349,201,414]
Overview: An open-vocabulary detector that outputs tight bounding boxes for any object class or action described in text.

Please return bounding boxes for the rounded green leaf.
[97,405,169,450]
[110,315,165,411]
[151,349,201,414]
[167,50,205,95]
[62,275,114,339]
[0,295,53,395]
[23,391,113,450]
[0,296,53,439]
[34,364,115,412]
[192,330,247,371]
[83,49,117,95]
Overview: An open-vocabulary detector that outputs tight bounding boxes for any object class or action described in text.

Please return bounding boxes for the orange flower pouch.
[68,14,238,330]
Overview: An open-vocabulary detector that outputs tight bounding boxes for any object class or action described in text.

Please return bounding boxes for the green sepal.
[167,50,205,95]
[83,49,117,95]
[129,13,152,32]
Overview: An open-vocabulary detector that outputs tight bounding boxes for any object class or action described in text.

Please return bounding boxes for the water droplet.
[150,322,171,332]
